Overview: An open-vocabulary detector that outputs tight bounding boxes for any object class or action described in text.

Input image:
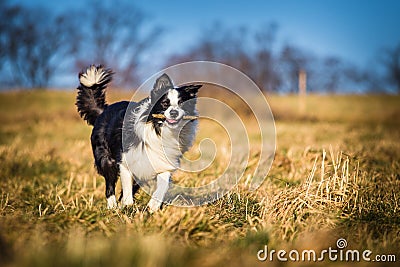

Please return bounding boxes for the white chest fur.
[122,122,184,180]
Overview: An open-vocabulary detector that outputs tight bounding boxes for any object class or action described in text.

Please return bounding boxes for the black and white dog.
[76,65,201,212]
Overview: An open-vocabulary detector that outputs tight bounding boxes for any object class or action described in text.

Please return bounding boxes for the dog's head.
[149,73,202,129]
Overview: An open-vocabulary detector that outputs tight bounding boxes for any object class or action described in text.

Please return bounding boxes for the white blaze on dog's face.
[150,73,201,130]
[164,89,185,127]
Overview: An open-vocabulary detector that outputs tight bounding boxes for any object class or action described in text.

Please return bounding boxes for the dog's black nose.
[169,109,179,118]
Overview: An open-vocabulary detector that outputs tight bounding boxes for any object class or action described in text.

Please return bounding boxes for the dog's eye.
[178,99,183,105]
[160,99,170,108]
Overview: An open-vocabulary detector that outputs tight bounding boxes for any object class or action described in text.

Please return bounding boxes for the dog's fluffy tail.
[76,65,113,126]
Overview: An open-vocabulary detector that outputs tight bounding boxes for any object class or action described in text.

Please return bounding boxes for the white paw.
[147,198,162,213]
[121,196,134,207]
[107,195,118,209]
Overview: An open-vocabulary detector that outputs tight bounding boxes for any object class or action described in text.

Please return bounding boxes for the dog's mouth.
[152,113,183,125]
[165,118,180,125]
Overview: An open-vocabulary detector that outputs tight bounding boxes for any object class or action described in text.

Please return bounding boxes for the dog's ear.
[151,73,174,102]
[181,84,202,97]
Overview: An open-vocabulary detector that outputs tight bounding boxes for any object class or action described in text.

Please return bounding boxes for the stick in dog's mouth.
[152,114,198,120]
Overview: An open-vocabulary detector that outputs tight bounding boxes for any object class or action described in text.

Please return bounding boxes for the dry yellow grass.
[0,90,399,266]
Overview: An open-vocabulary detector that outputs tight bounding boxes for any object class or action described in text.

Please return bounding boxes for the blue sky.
[135,0,400,67]
[9,0,400,70]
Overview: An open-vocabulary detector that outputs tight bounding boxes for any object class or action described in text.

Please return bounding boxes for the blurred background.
[1,0,400,93]
[1,2,400,266]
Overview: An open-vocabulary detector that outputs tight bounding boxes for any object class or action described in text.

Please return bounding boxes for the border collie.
[76,65,201,212]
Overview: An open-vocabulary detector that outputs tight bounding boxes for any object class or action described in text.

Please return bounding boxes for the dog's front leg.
[120,164,134,207]
[147,172,170,212]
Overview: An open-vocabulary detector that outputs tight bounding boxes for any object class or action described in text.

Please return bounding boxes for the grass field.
[0,89,399,266]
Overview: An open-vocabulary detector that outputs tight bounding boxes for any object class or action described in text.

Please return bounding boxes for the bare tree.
[253,23,281,92]
[280,45,316,93]
[0,1,77,88]
[73,0,162,87]
[166,22,262,90]
[0,0,11,71]
[381,43,400,93]
[169,22,284,93]
[166,21,376,94]
[321,56,342,93]
[0,0,161,89]
[168,24,248,63]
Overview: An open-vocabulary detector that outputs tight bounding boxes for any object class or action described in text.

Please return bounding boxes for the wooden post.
[298,69,306,114]
[298,69,307,96]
